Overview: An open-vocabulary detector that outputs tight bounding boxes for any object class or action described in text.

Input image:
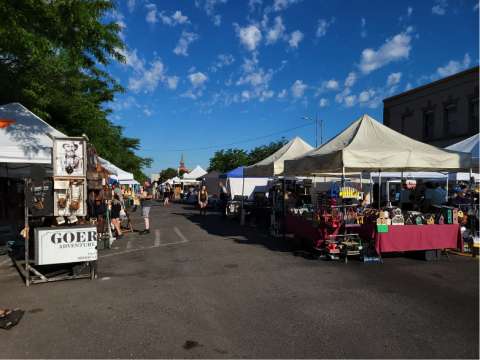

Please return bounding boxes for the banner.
[34,226,97,265]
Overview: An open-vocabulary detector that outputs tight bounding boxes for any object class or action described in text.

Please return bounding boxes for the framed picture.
[53,137,87,178]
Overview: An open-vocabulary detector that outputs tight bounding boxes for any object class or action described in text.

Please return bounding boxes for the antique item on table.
[426,215,435,225]
[437,214,445,224]
[391,214,405,225]
[452,208,459,224]
[415,215,423,225]
[56,216,66,225]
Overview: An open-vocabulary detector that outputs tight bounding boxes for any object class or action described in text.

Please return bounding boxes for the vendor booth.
[0,103,134,284]
[283,114,473,261]
[244,136,314,232]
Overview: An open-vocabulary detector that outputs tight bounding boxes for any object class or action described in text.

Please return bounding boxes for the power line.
[140,122,313,153]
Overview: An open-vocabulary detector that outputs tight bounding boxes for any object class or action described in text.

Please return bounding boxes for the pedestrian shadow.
[173,211,295,254]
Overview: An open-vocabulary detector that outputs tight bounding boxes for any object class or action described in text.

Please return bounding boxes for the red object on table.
[362,224,462,255]
[285,214,341,249]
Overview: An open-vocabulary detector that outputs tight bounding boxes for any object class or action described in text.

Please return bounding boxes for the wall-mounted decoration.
[53,137,87,178]
[53,179,86,217]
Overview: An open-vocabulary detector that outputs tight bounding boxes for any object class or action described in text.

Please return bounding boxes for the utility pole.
[302,115,323,147]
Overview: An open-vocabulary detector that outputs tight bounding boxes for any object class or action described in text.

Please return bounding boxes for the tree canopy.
[207,139,287,173]
[159,168,178,182]
[0,0,151,181]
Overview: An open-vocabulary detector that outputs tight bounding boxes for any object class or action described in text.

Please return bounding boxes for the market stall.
[244,136,314,231]
[0,103,119,284]
[283,114,472,261]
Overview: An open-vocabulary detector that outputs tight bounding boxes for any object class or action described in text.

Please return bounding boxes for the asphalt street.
[0,203,478,358]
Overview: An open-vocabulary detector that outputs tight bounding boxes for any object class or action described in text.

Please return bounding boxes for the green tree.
[247,138,288,165]
[0,0,151,181]
[208,149,249,173]
[159,168,178,182]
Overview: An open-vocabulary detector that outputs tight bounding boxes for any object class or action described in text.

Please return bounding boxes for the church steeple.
[178,153,188,174]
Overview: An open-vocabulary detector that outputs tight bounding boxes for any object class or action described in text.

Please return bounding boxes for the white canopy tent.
[284,114,472,176]
[244,136,314,177]
[0,102,65,165]
[98,157,135,183]
[183,165,207,180]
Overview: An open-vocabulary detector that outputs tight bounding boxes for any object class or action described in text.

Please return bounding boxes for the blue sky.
[105,0,479,174]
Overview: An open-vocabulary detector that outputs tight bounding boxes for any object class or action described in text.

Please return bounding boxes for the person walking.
[110,194,123,239]
[164,183,170,206]
[198,185,208,216]
[219,181,228,216]
[140,181,153,234]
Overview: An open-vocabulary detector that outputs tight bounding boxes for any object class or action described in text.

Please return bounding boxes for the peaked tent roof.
[284,114,471,176]
[197,170,220,180]
[98,157,134,182]
[446,134,479,160]
[0,103,66,164]
[244,136,314,177]
[183,165,207,180]
[220,166,244,178]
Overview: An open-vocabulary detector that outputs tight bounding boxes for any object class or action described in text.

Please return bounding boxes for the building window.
[401,108,414,135]
[470,97,479,133]
[443,101,458,137]
[469,87,479,134]
[423,110,435,141]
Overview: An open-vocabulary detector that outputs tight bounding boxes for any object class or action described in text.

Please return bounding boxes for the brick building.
[383,67,479,147]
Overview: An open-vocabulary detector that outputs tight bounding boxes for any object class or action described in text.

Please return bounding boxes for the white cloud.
[197,0,227,26]
[324,79,339,91]
[358,89,375,103]
[386,72,402,86]
[288,30,304,48]
[167,76,179,90]
[316,18,334,38]
[436,53,471,78]
[360,17,367,38]
[173,31,199,56]
[344,95,357,107]
[474,2,479,11]
[432,0,448,15]
[277,89,287,98]
[266,16,286,44]
[210,54,235,72]
[407,6,413,16]
[236,24,262,51]
[405,82,413,91]
[119,48,178,93]
[159,10,190,26]
[344,72,357,87]
[358,28,413,74]
[129,60,165,93]
[273,0,300,11]
[335,87,351,104]
[143,108,153,117]
[319,98,328,107]
[127,0,136,13]
[145,3,158,24]
[189,72,208,87]
[291,80,307,98]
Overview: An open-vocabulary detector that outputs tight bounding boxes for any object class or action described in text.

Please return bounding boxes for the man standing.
[140,181,153,235]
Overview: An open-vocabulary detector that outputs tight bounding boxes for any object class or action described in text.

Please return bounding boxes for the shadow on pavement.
[173,207,295,254]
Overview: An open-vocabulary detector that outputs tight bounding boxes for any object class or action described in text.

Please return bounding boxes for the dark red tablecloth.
[369,224,461,255]
[285,215,341,249]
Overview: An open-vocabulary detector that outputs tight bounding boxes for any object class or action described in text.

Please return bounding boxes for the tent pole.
[378,170,381,209]
[24,177,30,287]
[240,170,245,226]
[445,173,449,203]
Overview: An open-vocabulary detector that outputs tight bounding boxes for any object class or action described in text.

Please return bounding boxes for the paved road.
[1,203,478,358]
